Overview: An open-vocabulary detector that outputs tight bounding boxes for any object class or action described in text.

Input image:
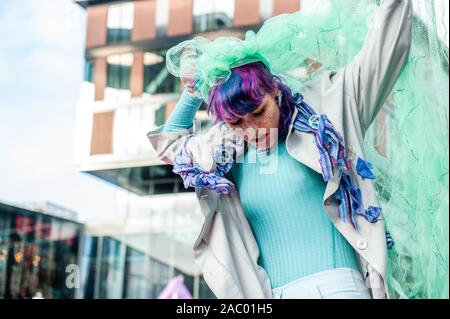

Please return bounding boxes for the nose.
[233,118,264,140]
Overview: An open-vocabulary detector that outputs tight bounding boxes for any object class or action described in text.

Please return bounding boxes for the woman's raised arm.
[162,89,203,133]
[146,90,240,194]
[342,0,413,134]
[146,89,202,166]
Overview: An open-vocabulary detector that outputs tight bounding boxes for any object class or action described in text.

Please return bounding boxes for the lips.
[252,133,269,146]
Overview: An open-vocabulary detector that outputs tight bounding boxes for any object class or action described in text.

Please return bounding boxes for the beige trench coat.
[147,0,412,299]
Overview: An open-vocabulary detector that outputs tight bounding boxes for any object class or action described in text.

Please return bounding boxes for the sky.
[0,0,118,222]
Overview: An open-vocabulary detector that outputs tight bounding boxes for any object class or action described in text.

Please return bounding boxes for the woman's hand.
[182,75,203,98]
[179,53,204,98]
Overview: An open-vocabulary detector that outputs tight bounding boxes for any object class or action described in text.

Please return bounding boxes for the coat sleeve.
[146,124,194,166]
[147,121,244,172]
[146,89,202,165]
[147,122,244,194]
[342,0,413,133]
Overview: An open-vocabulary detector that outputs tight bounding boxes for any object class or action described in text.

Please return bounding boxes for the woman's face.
[224,89,280,151]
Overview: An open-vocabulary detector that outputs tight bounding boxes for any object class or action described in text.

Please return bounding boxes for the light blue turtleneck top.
[230,141,360,288]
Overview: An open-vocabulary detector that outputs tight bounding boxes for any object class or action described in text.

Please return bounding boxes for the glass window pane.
[143,51,179,94]
[107,2,134,44]
[155,105,166,127]
[193,0,234,32]
[84,59,94,82]
[107,54,132,90]
[107,60,131,90]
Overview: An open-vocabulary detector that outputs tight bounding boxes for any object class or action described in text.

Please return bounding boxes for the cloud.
[0,0,86,94]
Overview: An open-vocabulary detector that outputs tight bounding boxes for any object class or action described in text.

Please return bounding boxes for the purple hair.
[207,62,295,142]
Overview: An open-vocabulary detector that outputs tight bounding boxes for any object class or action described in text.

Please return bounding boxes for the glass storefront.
[0,203,83,299]
[0,201,215,299]
[80,235,215,299]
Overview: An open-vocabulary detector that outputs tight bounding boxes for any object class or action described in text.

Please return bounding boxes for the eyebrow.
[226,101,265,124]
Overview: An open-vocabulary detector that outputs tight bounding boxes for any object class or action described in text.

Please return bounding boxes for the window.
[0,206,82,299]
[143,51,179,94]
[122,246,146,298]
[107,54,133,90]
[107,2,134,44]
[84,59,94,83]
[107,64,130,89]
[155,0,169,37]
[193,0,234,33]
[154,104,166,127]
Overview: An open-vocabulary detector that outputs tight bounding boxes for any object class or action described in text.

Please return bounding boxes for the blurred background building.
[73,0,303,299]
[0,201,83,299]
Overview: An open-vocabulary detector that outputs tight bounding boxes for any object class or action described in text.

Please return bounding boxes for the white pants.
[271,268,372,299]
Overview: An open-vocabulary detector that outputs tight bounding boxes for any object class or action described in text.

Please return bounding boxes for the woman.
[147,0,412,299]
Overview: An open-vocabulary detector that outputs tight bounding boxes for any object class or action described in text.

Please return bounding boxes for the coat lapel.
[285,100,342,210]
[285,107,322,175]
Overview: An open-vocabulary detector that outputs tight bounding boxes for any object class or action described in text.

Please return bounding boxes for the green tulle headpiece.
[165,12,313,101]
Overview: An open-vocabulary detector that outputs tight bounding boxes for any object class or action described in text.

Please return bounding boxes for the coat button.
[346,147,356,161]
[347,151,355,161]
[356,239,368,250]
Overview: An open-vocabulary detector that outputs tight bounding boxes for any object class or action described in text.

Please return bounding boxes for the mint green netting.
[302,0,449,299]
[291,0,449,299]
[166,0,449,298]
[166,1,383,100]
[287,0,449,299]
[364,1,449,299]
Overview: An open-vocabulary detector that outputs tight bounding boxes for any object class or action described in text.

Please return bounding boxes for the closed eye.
[227,103,265,125]
[228,118,241,126]
[252,105,265,116]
